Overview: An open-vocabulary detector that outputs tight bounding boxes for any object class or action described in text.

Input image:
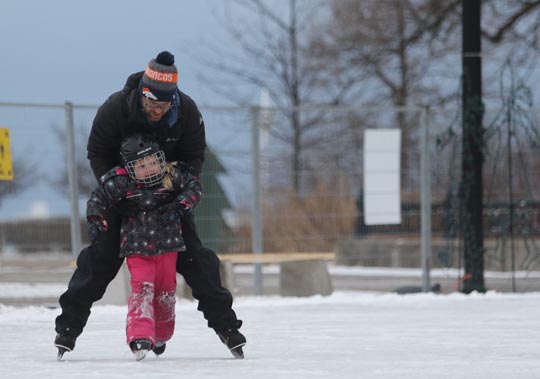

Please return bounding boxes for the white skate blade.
[133,349,149,361]
[55,343,72,361]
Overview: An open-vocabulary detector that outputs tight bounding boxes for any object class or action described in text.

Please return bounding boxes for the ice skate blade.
[133,349,149,361]
[230,344,245,359]
[56,346,70,361]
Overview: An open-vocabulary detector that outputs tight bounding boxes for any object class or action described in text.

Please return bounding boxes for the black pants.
[55,209,240,338]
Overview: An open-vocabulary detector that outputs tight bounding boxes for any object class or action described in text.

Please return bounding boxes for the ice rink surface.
[1,291,540,379]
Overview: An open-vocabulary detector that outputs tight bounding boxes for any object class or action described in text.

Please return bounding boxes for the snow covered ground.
[3,264,539,300]
[1,291,540,379]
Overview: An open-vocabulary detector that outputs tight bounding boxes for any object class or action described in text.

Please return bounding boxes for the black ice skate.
[215,327,246,359]
[54,333,76,361]
[153,341,166,356]
[129,339,153,361]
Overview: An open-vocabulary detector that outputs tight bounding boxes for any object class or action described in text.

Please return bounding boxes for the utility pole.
[461,0,486,293]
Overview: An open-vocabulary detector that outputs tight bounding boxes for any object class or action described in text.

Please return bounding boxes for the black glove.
[87,216,108,242]
[158,202,184,223]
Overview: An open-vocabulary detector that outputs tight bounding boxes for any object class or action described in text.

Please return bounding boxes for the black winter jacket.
[87,162,202,257]
[87,72,207,180]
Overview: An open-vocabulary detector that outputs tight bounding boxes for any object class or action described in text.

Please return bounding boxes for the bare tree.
[0,158,36,207]
[481,1,540,100]
[308,0,540,188]
[483,1,540,48]
[49,123,95,198]
[199,0,364,192]
[198,0,540,194]
[310,0,540,106]
[309,0,464,190]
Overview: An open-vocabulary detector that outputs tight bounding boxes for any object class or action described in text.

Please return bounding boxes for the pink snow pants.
[126,252,177,347]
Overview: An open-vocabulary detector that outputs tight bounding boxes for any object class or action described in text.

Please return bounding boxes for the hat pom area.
[156,51,174,66]
[140,51,178,102]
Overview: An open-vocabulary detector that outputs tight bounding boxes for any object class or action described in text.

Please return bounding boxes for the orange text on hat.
[145,67,178,83]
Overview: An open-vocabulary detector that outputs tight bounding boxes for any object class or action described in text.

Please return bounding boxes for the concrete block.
[220,261,236,294]
[280,260,333,297]
[96,262,130,306]
[175,261,235,300]
[176,275,194,300]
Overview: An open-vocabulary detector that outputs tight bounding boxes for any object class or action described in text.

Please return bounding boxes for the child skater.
[85,133,202,361]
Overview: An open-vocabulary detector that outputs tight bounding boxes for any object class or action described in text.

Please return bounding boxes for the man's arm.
[170,162,203,212]
[86,171,129,241]
[177,169,203,213]
[87,98,122,180]
[86,169,130,218]
[177,95,206,174]
[158,162,202,219]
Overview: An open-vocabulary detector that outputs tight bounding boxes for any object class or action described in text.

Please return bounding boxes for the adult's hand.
[87,216,108,242]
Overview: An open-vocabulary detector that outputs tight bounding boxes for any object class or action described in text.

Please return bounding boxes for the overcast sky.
[0,0,258,219]
[0,0,236,106]
[2,1,539,220]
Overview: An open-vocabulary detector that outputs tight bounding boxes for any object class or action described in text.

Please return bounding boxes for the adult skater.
[54,51,246,360]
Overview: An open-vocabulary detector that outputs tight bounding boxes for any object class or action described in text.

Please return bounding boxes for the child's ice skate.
[129,339,153,361]
[153,340,166,356]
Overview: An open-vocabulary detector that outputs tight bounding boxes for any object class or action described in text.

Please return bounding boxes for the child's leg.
[154,252,178,343]
[126,255,157,347]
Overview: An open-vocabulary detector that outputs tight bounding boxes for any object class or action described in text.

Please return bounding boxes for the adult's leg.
[177,213,241,330]
[55,209,123,339]
[154,252,177,343]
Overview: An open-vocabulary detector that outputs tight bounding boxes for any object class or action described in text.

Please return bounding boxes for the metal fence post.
[250,106,264,295]
[420,107,432,291]
[65,101,81,260]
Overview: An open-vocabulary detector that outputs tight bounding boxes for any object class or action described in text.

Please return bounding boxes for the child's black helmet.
[120,133,166,187]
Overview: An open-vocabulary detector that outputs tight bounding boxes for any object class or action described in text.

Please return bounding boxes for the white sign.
[363,129,401,225]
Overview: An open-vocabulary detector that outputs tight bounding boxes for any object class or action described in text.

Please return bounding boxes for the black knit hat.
[139,51,178,102]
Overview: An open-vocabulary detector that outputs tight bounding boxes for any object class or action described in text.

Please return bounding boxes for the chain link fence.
[1,100,540,300]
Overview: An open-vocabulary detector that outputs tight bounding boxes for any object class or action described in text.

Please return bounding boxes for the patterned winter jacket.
[86,162,202,258]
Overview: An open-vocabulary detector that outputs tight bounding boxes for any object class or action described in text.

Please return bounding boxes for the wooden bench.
[217,252,335,297]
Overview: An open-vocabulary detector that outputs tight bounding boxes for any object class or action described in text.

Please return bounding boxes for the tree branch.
[482,1,540,43]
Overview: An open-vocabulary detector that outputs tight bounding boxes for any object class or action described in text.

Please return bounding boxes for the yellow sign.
[0,127,13,181]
